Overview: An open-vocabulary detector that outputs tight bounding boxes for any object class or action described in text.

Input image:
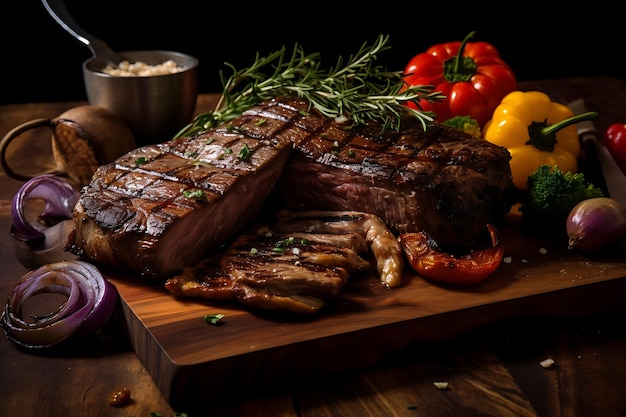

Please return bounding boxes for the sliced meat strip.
[165,226,371,314]
[273,209,405,288]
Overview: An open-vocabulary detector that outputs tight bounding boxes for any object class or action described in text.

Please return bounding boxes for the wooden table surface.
[1,77,626,417]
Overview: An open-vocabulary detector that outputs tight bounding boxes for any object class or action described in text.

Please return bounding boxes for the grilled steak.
[67,96,514,283]
[254,97,517,252]
[66,111,294,279]
[165,210,399,313]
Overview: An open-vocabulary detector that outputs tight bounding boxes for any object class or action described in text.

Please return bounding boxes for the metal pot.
[42,0,199,146]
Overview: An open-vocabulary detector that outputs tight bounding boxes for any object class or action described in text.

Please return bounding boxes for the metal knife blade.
[568,98,626,208]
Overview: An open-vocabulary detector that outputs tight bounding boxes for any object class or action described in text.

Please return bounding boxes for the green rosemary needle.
[174,34,444,139]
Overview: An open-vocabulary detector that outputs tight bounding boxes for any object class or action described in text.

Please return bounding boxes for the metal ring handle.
[0,119,58,182]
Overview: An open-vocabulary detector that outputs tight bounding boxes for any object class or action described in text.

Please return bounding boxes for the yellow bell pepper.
[483,90,597,190]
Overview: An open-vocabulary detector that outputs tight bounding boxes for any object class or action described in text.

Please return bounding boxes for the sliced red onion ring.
[11,174,79,242]
[1,260,118,349]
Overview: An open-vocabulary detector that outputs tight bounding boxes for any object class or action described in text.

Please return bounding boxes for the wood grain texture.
[497,310,626,417]
[293,349,538,417]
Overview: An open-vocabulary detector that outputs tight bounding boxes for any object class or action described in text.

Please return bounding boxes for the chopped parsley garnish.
[238,144,251,160]
[135,157,147,166]
[273,236,309,252]
[203,313,225,325]
[182,189,206,200]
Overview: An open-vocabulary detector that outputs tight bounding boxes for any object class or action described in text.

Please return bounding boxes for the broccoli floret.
[520,165,604,231]
[442,115,481,138]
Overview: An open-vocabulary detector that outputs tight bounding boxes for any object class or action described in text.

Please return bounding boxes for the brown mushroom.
[51,105,136,185]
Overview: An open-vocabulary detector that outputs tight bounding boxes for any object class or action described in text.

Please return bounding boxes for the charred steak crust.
[259,97,516,251]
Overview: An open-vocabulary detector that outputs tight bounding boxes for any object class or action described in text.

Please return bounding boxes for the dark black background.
[3,1,623,105]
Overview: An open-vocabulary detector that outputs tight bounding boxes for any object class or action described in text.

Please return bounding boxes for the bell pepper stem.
[453,31,476,73]
[542,111,599,136]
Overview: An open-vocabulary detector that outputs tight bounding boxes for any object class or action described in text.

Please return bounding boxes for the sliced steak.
[250,97,516,252]
[66,110,294,279]
[165,218,374,314]
[272,209,404,288]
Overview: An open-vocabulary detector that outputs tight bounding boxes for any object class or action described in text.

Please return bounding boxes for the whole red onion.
[567,197,626,252]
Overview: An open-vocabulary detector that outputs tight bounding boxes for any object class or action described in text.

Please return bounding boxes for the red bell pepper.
[398,224,504,285]
[402,32,517,127]
[604,123,626,175]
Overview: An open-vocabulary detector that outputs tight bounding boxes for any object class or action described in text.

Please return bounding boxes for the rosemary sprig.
[174,34,445,139]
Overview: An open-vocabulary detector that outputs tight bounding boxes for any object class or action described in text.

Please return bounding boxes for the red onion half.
[1,260,118,349]
[567,197,626,252]
[11,174,79,242]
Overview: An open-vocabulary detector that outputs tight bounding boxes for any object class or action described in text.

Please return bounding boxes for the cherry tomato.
[604,123,626,175]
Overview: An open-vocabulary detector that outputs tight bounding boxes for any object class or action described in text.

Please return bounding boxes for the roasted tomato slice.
[399,224,503,285]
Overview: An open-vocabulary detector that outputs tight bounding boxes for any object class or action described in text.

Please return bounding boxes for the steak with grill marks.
[261,97,516,252]
[66,109,294,279]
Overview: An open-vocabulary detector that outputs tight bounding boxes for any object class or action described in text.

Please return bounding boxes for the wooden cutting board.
[106,209,626,409]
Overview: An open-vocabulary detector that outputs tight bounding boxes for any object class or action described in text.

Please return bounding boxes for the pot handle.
[41,0,113,57]
[0,119,58,182]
